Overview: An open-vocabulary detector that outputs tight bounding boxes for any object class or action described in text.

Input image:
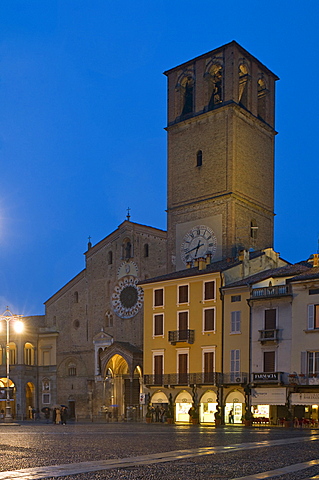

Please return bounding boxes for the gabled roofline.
[163,40,279,80]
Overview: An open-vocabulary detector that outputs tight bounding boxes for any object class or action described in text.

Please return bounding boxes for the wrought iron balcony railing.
[144,372,221,387]
[258,329,280,343]
[222,372,249,385]
[251,285,291,299]
[168,329,195,345]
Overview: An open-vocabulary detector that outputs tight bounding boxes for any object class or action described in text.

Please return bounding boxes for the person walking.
[61,406,68,425]
[55,407,61,424]
[229,409,234,424]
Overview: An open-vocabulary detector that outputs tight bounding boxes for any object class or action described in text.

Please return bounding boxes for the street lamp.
[0,307,24,423]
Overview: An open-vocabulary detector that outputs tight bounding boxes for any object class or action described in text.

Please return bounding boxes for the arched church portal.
[103,355,142,421]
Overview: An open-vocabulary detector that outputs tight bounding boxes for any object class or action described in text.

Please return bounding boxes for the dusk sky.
[0,1,318,316]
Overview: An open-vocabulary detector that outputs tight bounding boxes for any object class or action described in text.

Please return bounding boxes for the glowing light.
[13,320,24,333]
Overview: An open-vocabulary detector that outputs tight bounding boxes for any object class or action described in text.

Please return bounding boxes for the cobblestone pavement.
[1,422,319,479]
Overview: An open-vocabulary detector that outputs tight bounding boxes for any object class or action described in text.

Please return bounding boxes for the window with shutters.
[263,351,275,372]
[178,311,188,341]
[177,352,188,384]
[231,311,241,333]
[264,309,276,329]
[204,281,215,300]
[308,351,319,375]
[153,314,164,337]
[203,308,215,332]
[307,305,319,330]
[230,349,240,380]
[153,353,163,384]
[154,288,164,307]
[231,295,241,302]
[178,285,189,304]
[203,350,215,383]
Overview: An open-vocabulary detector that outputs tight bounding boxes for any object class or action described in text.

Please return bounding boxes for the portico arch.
[100,342,143,421]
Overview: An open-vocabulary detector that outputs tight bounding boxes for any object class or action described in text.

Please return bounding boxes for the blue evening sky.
[0,1,318,315]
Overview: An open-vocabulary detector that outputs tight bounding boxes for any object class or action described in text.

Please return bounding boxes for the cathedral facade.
[44,220,166,419]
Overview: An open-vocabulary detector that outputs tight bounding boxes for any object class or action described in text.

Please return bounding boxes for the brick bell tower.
[165,41,278,271]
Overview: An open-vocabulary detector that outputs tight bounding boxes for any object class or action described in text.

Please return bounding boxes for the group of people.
[38,406,68,424]
[150,405,166,422]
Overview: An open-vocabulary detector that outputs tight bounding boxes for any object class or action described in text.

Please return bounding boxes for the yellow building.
[142,259,223,424]
[141,249,286,424]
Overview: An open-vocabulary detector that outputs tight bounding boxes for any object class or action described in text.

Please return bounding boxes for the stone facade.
[44,220,167,420]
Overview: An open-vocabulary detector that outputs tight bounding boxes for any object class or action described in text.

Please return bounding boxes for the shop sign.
[139,393,146,405]
[251,387,286,405]
[253,372,279,382]
[291,392,319,405]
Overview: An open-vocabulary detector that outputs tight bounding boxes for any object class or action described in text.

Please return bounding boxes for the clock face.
[180,225,217,265]
[112,276,144,319]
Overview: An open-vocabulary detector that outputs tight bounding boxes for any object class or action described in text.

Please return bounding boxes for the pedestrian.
[155,405,161,422]
[44,408,50,424]
[55,407,61,424]
[61,406,68,425]
[0,409,4,421]
[52,408,56,424]
[229,409,234,423]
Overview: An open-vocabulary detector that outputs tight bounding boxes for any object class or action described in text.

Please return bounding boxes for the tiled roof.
[139,251,267,285]
[287,266,319,283]
[223,263,311,289]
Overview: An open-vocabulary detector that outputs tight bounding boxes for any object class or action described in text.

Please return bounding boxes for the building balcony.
[251,285,291,299]
[258,329,280,343]
[288,373,319,386]
[222,372,249,385]
[168,329,195,345]
[144,372,221,387]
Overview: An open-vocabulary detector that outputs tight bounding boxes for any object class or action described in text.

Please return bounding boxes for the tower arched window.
[73,291,79,303]
[208,63,223,110]
[144,243,149,258]
[196,150,202,167]
[257,78,267,120]
[181,76,194,116]
[239,63,249,108]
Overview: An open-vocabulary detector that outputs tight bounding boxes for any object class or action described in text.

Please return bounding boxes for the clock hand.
[185,241,204,255]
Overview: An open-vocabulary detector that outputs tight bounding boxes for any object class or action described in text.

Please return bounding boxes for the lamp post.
[0,307,23,423]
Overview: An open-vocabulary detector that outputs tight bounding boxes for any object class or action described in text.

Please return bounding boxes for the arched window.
[181,76,194,116]
[144,243,149,258]
[257,78,267,120]
[208,63,223,109]
[107,250,113,265]
[68,363,77,376]
[239,63,249,108]
[196,150,202,167]
[250,220,258,240]
[73,291,79,303]
[24,342,35,365]
[8,342,17,365]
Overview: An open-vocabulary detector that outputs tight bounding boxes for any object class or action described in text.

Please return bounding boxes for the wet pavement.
[1,422,319,479]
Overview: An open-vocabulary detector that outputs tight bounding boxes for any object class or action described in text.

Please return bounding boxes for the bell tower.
[165,41,278,271]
